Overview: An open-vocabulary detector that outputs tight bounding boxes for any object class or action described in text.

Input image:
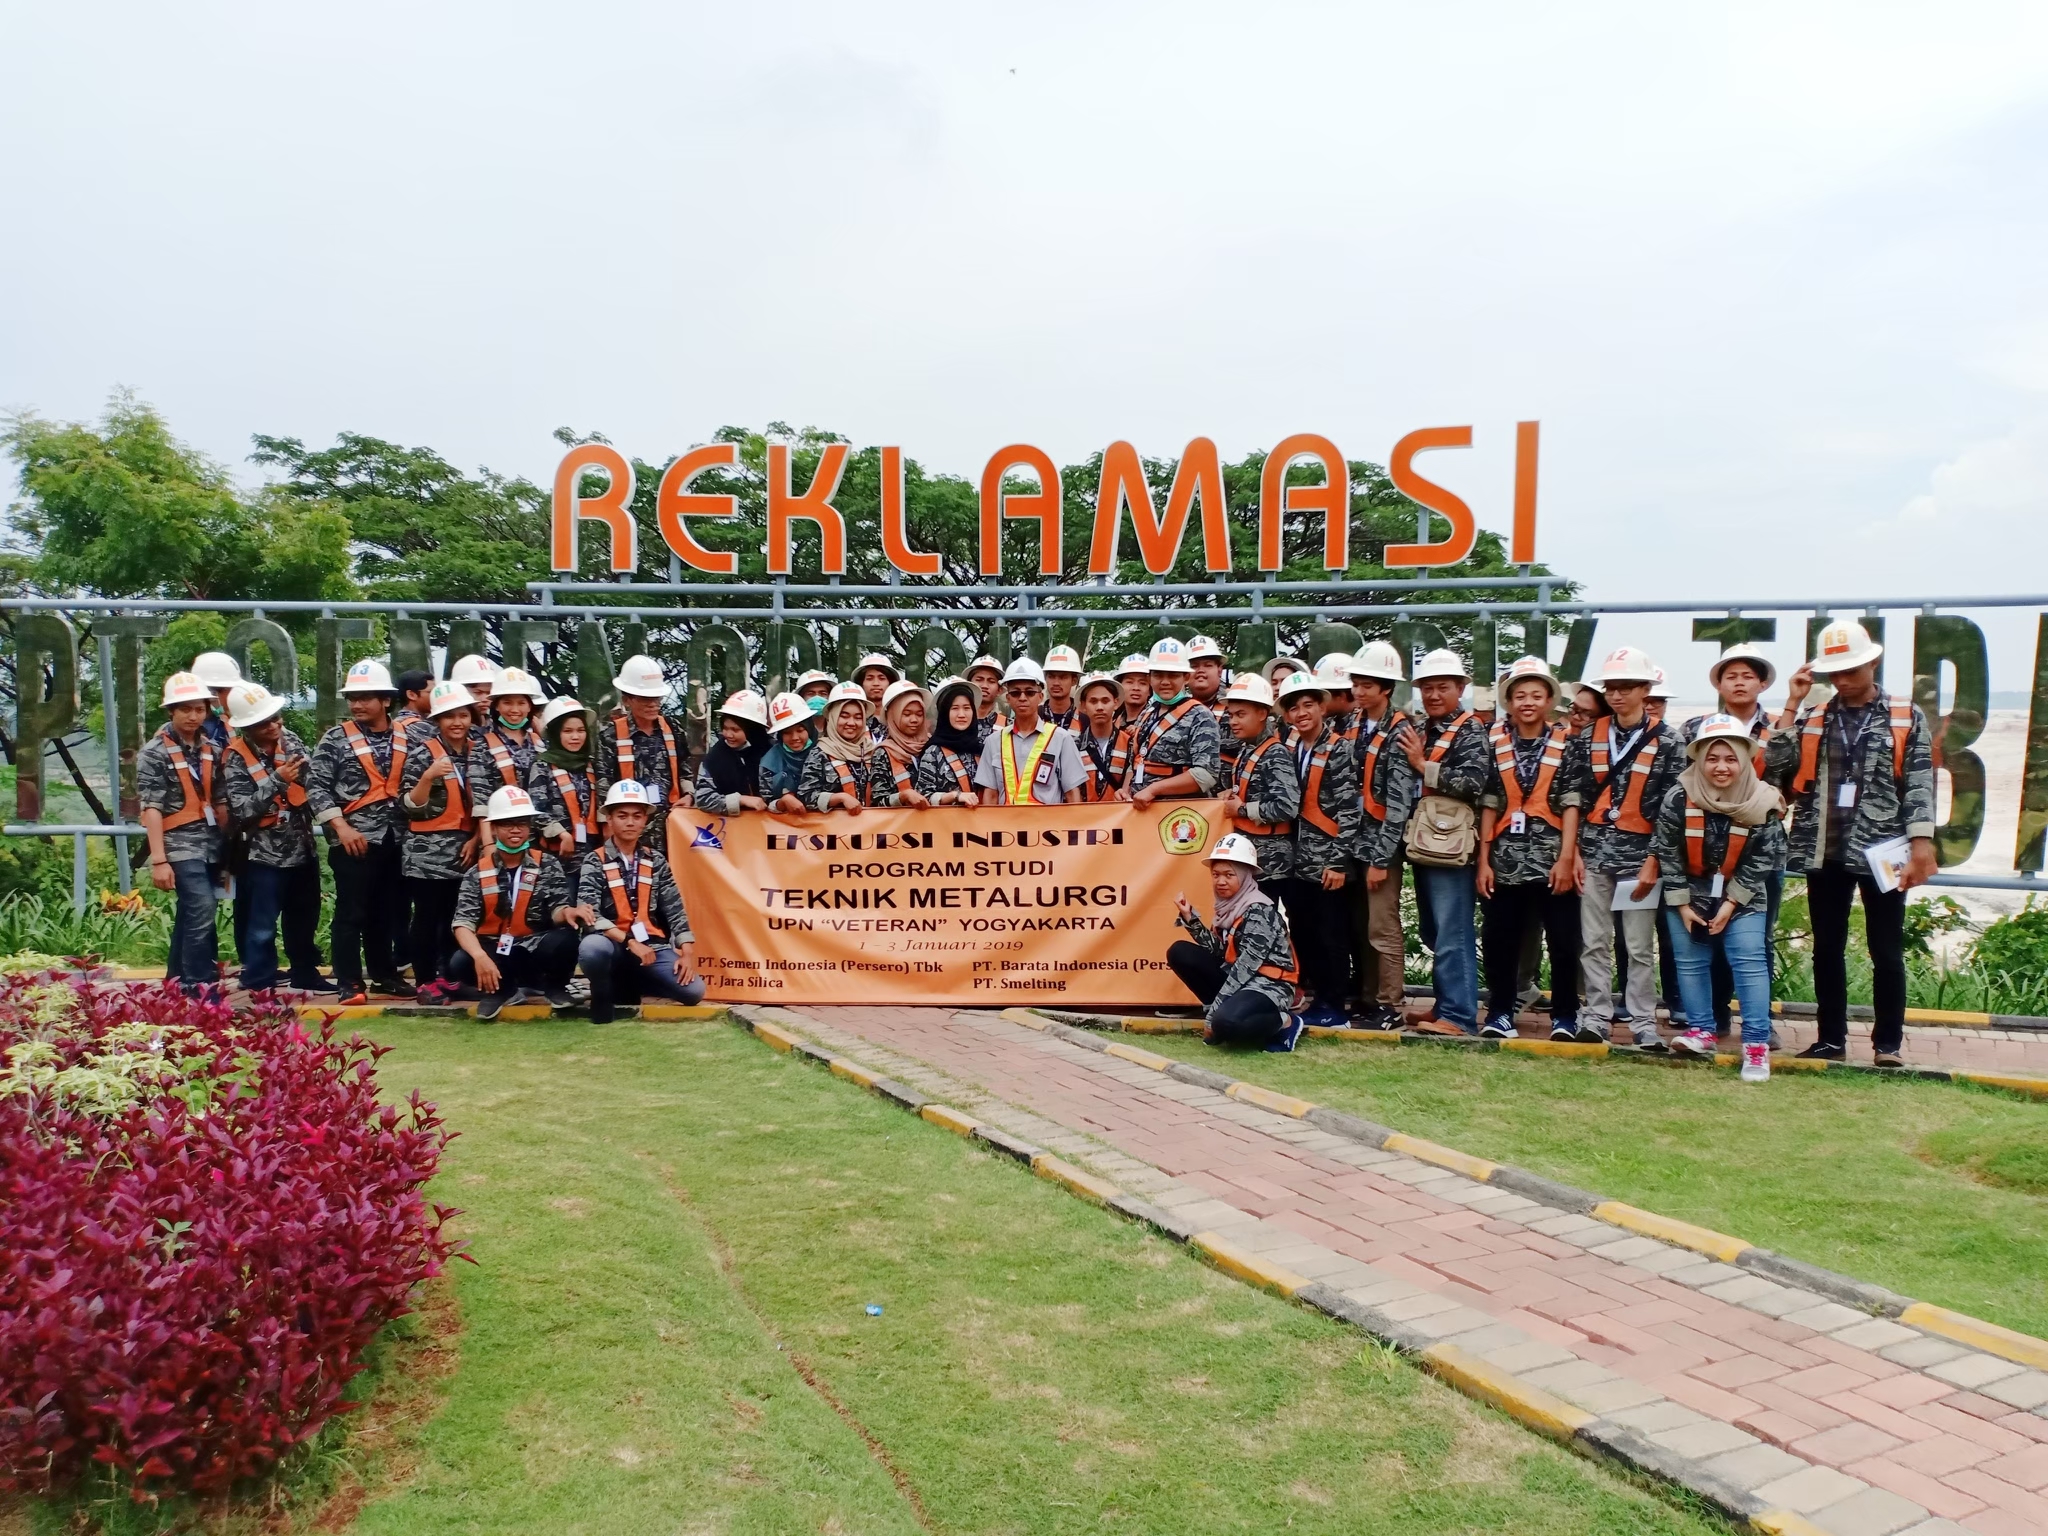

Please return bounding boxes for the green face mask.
[494,836,531,855]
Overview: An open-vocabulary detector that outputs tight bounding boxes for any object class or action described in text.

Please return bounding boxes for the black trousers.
[1709,871,1783,1031]
[1166,939,1288,1046]
[407,876,463,986]
[1280,877,1352,1008]
[1481,881,1581,1020]
[328,836,403,990]
[445,928,578,999]
[1807,865,1906,1052]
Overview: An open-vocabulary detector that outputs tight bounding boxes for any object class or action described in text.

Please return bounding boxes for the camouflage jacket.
[759,742,812,803]
[1762,691,1936,873]
[1180,900,1298,1020]
[1286,726,1360,879]
[1226,728,1301,883]
[864,745,924,808]
[308,720,408,846]
[1479,723,1581,888]
[597,711,687,809]
[1199,698,1238,775]
[470,725,541,798]
[1353,709,1420,869]
[223,728,316,869]
[797,748,882,811]
[914,743,981,803]
[524,757,605,851]
[1567,717,1683,876]
[576,842,694,945]
[1130,695,1222,795]
[136,726,228,866]
[1649,786,1787,917]
[398,734,478,880]
[451,849,576,953]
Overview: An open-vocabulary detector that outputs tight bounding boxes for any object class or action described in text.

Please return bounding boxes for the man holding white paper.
[1766,620,1937,1066]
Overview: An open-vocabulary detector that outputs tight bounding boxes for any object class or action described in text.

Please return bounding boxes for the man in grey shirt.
[975,659,1087,805]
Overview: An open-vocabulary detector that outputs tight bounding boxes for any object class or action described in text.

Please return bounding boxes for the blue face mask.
[807,696,827,715]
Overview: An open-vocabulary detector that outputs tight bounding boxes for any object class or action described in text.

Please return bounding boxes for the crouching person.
[447,786,579,1019]
[1168,834,1304,1052]
[575,780,706,1022]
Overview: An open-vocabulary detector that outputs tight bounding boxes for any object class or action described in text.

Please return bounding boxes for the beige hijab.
[817,698,873,764]
[882,687,932,768]
[1680,738,1783,826]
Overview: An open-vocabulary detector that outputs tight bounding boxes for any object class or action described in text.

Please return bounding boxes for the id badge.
[1837,782,1858,808]
[495,933,515,956]
[630,921,649,942]
[573,824,588,844]
[1709,873,1725,898]
[203,804,217,826]
[1509,811,1527,835]
[646,784,665,804]
[1035,760,1053,786]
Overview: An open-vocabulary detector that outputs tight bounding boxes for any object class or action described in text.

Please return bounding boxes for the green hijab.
[540,707,594,771]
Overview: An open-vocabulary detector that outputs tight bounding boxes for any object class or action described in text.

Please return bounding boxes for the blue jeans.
[168,859,219,991]
[1414,864,1479,1030]
[239,862,323,991]
[1666,907,1771,1047]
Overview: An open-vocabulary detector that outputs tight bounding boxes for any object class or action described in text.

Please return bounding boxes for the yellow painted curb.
[1501,1038,1609,1060]
[299,1004,386,1020]
[999,1007,1049,1030]
[1751,1511,1832,1536]
[1225,1081,1315,1118]
[1121,1015,1204,1034]
[1105,1040,1172,1071]
[1957,1070,2048,1101]
[829,1058,878,1090]
[1900,1302,2048,1371]
[1772,1056,1833,1073]
[1383,1133,1498,1181]
[1304,1024,1403,1043]
[1029,1153,1122,1205]
[1905,1006,1994,1026]
[751,1021,799,1053]
[920,1103,979,1136]
[1189,1231,1308,1297]
[1419,1344,1594,1440]
[493,1003,552,1020]
[640,1003,725,1020]
[1592,1202,1750,1262]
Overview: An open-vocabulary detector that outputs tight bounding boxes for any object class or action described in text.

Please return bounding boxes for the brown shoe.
[1409,1014,1470,1037]
[1873,1049,1904,1068]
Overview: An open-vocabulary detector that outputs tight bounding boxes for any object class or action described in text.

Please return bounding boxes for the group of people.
[134,618,1937,1077]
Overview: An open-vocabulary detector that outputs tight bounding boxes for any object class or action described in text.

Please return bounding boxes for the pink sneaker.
[1741,1043,1770,1082]
[1672,1027,1717,1058]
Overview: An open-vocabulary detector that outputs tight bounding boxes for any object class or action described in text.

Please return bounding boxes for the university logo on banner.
[1158,806,1209,856]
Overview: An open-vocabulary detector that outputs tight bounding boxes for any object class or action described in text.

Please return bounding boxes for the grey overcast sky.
[6,2,2048,690]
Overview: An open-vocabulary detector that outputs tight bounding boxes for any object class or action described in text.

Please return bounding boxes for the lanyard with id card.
[495,865,524,954]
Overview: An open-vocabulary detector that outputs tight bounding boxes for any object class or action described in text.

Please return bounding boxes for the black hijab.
[930,680,982,757]
[702,719,770,795]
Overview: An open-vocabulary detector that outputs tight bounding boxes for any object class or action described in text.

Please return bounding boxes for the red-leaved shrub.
[0,980,458,1497]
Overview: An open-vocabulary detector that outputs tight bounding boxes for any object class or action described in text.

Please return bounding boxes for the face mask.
[807,696,827,715]
[494,837,531,855]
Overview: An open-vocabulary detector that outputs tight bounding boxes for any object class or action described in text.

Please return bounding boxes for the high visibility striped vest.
[154,727,216,831]
[1486,722,1567,833]
[474,850,545,937]
[1790,698,1912,797]
[339,721,407,813]
[411,739,474,834]
[228,737,309,828]
[1230,735,1293,836]
[1590,721,1663,835]
[1683,799,1749,881]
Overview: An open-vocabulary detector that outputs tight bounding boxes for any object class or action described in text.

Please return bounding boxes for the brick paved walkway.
[764,1004,2048,1536]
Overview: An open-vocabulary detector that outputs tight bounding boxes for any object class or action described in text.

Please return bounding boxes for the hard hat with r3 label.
[341,659,396,695]
[604,778,653,809]
[1148,636,1189,670]
[491,665,546,699]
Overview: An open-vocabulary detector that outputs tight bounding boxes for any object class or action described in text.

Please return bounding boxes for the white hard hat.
[1044,644,1084,674]
[967,654,1003,679]
[1204,832,1261,869]
[1649,667,1673,700]
[1148,636,1189,670]
[1597,646,1659,685]
[190,651,242,689]
[539,696,590,732]
[1223,675,1276,709]
[880,678,928,712]
[826,680,869,707]
[1311,666,1353,695]
[428,679,474,718]
[1349,642,1405,683]
[1497,654,1560,702]
[852,652,900,682]
[491,665,546,700]
[448,654,498,688]
[1709,643,1777,690]
[1689,714,1760,760]
[341,658,396,695]
[1184,634,1225,662]
[1412,648,1471,684]
[768,691,811,732]
[1810,619,1883,675]
[161,671,212,708]
[794,669,837,692]
[1078,671,1122,697]
[224,683,285,730]
[1002,657,1046,686]
[483,785,537,821]
[604,778,653,809]
[1116,653,1152,677]
[1275,670,1329,703]
[717,689,769,727]
[612,654,670,698]
[1312,651,1355,678]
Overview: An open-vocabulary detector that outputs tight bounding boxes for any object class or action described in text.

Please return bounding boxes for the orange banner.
[666,799,1229,1007]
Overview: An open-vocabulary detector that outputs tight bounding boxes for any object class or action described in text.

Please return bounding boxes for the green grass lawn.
[282,1017,1726,1536]
[1135,1032,2048,1340]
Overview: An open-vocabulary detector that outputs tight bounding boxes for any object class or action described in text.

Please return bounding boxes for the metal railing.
[3,823,148,912]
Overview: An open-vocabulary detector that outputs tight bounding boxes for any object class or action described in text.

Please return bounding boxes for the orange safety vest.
[881,742,919,799]
[473,850,544,938]
[602,848,665,940]
[482,728,532,785]
[933,746,976,797]
[1682,799,1750,882]
[613,712,681,797]
[155,726,217,831]
[1415,711,1477,818]
[826,755,870,805]
[1133,697,1199,784]
[410,738,474,834]
[1291,727,1344,837]
[1078,729,1131,802]
[1358,711,1408,822]
[1230,735,1294,836]
[1222,912,1300,987]
[339,721,407,813]
[1589,719,1662,835]
[1789,698,1912,797]
[228,737,309,828]
[1486,722,1567,834]
[550,767,598,842]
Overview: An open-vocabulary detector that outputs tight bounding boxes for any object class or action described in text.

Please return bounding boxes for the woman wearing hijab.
[1168,833,1304,1052]
[869,679,935,807]
[759,692,815,813]
[797,683,880,812]
[917,678,984,807]
[527,696,607,879]
[1650,714,1787,1079]
[693,690,772,815]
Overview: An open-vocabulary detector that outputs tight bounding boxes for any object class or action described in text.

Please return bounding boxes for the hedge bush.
[0,977,458,1499]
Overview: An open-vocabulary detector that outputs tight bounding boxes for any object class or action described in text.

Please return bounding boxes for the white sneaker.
[1741,1043,1770,1082]
[1672,1027,1717,1058]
